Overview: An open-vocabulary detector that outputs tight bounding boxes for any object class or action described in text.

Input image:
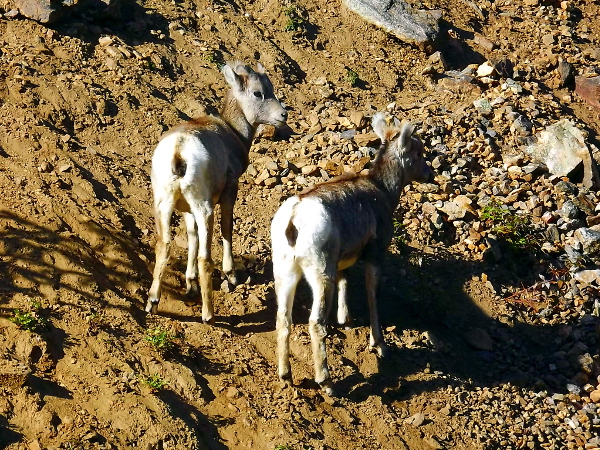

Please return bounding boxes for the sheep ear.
[372,112,388,142]
[256,63,266,74]
[393,117,401,127]
[399,121,415,150]
[223,64,244,90]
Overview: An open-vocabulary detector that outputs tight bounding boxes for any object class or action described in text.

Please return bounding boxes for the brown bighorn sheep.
[147,61,287,321]
[271,112,432,395]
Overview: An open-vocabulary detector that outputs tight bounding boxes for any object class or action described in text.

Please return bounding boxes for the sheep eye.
[253,91,262,98]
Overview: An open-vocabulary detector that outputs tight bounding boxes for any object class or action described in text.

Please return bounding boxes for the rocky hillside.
[1,0,600,449]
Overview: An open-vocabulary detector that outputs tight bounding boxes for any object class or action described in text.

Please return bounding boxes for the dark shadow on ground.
[27,375,73,400]
[0,209,150,324]
[51,0,173,48]
[216,233,598,403]
[0,414,22,449]
[332,243,596,402]
[156,389,231,450]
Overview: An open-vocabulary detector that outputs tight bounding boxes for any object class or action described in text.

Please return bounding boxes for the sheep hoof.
[185,281,200,299]
[202,315,215,325]
[375,343,390,358]
[226,270,239,286]
[145,299,159,315]
[279,372,292,384]
[338,318,353,330]
[319,380,336,397]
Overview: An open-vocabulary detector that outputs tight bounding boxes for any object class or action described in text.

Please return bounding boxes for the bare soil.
[1,0,599,449]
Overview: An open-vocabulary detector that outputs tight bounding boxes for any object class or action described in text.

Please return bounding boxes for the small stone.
[590,390,600,403]
[477,61,495,78]
[574,227,600,255]
[558,58,575,87]
[575,76,600,109]
[511,114,533,135]
[559,200,580,219]
[542,34,556,46]
[405,412,425,427]
[98,36,114,46]
[473,98,492,116]
[473,34,495,52]
[463,328,493,351]
[424,436,444,449]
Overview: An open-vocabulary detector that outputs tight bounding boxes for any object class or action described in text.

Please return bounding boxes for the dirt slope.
[1,0,600,449]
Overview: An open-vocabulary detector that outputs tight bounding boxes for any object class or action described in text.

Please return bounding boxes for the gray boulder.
[15,0,122,24]
[343,0,441,52]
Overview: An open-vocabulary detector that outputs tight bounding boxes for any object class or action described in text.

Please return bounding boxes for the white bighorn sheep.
[271,112,432,395]
[147,61,288,322]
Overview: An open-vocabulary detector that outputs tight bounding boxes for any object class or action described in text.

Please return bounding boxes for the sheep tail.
[171,135,187,178]
[285,206,298,247]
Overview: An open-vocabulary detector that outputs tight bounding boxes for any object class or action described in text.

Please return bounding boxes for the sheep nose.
[281,110,288,120]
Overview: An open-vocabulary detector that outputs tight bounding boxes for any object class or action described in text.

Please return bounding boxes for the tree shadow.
[0,414,22,449]
[27,375,73,400]
[156,389,231,450]
[50,0,173,48]
[0,209,150,323]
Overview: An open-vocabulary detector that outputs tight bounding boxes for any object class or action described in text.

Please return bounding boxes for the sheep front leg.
[336,270,352,328]
[193,203,215,323]
[365,262,388,357]
[183,212,200,300]
[220,183,238,286]
[147,201,174,314]
[305,268,335,395]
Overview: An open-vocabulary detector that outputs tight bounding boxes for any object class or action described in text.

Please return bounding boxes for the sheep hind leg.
[274,263,301,384]
[190,202,215,324]
[304,266,336,396]
[183,212,200,301]
[147,199,175,314]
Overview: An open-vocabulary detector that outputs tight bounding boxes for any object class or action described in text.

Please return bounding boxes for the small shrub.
[480,201,538,249]
[9,299,48,332]
[141,374,168,392]
[87,311,107,334]
[145,326,176,353]
[283,5,305,32]
[345,68,359,87]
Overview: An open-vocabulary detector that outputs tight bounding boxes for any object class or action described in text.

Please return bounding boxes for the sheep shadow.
[330,243,596,402]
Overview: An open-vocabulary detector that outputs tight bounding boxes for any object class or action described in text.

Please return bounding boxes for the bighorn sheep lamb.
[271,112,432,395]
[147,61,288,322]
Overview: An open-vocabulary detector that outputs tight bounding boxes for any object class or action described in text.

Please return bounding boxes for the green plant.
[87,311,106,333]
[345,68,359,87]
[283,5,305,32]
[205,50,225,69]
[141,374,168,392]
[9,299,48,332]
[392,217,408,248]
[480,201,538,249]
[145,326,176,353]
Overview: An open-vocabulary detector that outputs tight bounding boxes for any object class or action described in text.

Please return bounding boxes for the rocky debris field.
[1,0,600,449]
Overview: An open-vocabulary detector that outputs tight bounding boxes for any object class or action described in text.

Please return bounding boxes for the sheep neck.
[220,91,255,150]
[369,148,407,210]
